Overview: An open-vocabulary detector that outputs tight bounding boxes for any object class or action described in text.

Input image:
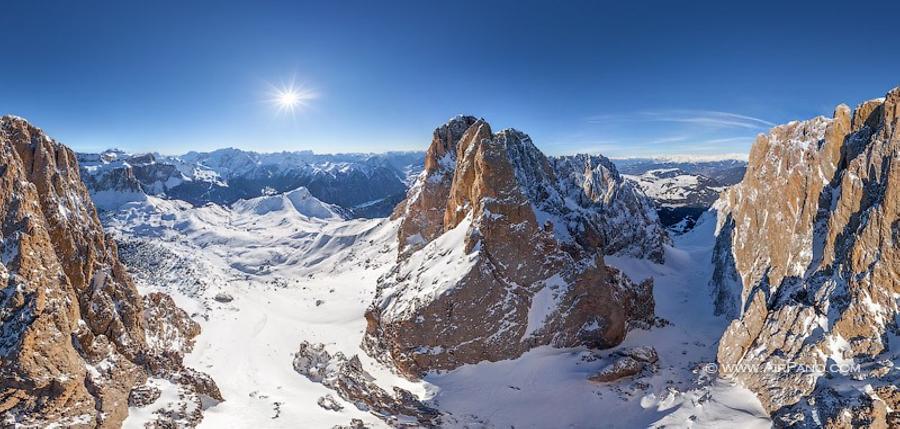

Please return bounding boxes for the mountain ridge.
[78,147,425,218]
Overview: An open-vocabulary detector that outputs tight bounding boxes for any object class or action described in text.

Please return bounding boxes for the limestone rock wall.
[0,116,218,428]
[365,116,659,377]
[711,88,900,427]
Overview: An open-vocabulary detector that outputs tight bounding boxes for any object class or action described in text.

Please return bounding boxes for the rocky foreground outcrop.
[293,342,440,427]
[0,116,218,428]
[364,116,660,377]
[711,88,900,427]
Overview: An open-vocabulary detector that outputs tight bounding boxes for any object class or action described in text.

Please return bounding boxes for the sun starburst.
[267,79,316,115]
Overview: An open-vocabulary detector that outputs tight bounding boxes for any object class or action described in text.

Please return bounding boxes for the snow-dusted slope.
[613,158,748,234]
[78,148,424,217]
[624,169,722,207]
[105,196,402,428]
[614,157,747,185]
[102,193,769,428]
[230,187,346,220]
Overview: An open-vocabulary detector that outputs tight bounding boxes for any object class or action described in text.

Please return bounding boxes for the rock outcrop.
[588,346,659,383]
[293,342,440,427]
[0,116,218,428]
[711,88,900,427]
[365,116,660,377]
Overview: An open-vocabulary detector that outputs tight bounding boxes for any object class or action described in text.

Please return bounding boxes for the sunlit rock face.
[0,116,218,428]
[711,88,900,427]
[365,116,662,377]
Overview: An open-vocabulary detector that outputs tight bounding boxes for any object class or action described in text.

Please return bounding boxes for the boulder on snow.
[588,346,659,383]
[332,419,371,429]
[317,394,344,411]
[214,292,234,303]
[617,346,659,364]
[589,356,644,383]
[128,384,162,407]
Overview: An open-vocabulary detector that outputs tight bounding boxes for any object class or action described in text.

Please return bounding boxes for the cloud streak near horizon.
[570,108,773,158]
[587,109,774,130]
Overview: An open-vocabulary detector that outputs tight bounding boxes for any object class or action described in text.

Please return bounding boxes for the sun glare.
[279,90,300,108]
[268,80,316,115]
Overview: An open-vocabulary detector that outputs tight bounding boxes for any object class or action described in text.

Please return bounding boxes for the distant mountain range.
[614,157,748,184]
[77,148,424,218]
[613,158,748,233]
[78,148,749,231]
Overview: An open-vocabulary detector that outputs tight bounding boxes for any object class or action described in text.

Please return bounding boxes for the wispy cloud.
[641,135,690,145]
[698,136,758,145]
[587,110,774,130]
[559,110,768,158]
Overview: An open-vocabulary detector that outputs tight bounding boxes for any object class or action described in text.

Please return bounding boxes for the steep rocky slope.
[711,88,900,427]
[364,116,663,377]
[0,116,218,428]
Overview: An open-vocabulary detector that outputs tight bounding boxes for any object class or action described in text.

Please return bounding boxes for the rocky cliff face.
[365,116,660,377]
[550,154,668,261]
[0,116,218,428]
[711,88,900,427]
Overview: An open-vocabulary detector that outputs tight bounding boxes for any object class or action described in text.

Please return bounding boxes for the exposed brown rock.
[0,116,218,428]
[365,117,659,377]
[711,87,900,426]
[394,115,479,256]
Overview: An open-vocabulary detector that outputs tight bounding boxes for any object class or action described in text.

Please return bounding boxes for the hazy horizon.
[68,136,751,162]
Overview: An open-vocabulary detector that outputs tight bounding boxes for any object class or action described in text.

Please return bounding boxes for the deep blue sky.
[2,1,898,157]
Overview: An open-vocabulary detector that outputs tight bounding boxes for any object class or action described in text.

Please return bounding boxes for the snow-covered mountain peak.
[231,186,345,220]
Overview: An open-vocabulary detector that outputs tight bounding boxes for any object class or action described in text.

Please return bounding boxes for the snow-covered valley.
[104,191,770,428]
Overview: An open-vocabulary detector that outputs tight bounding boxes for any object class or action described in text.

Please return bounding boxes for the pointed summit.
[365,117,664,376]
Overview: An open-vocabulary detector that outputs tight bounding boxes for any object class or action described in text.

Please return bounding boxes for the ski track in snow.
[110,197,770,428]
